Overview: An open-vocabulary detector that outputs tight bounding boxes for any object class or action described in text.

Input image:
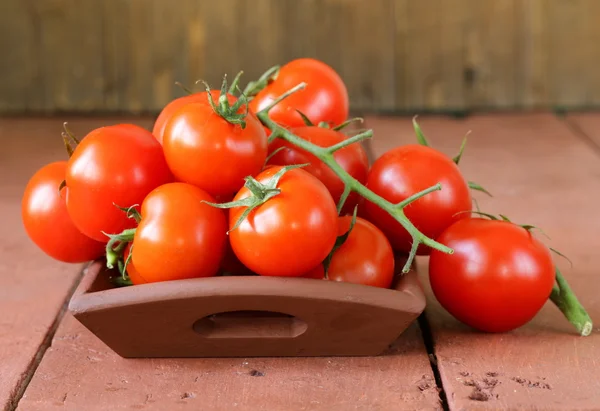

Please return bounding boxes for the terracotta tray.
[68,258,426,358]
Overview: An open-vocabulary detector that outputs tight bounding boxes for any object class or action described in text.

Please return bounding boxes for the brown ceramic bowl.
[69,257,425,358]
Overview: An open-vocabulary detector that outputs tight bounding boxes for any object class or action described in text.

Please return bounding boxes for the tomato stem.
[258,82,307,114]
[256,92,454,273]
[243,65,280,98]
[332,117,364,131]
[199,75,249,128]
[229,71,244,94]
[326,129,372,154]
[550,267,593,336]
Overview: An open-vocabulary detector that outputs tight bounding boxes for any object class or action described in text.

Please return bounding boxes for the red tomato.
[21,162,105,263]
[229,166,338,277]
[362,144,471,255]
[221,236,255,276]
[301,264,325,279]
[267,126,369,214]
[65,124,172,243]
[163,97,268,197]
[152,92,209,144]
[328,216,395,288]
[130,182,227,283]
[429,218,555,333]
[249,58,349,128]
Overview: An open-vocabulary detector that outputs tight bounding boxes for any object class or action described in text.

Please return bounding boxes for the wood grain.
[367,113,600,409]
[18,318,441,410]
[1,0,600,113]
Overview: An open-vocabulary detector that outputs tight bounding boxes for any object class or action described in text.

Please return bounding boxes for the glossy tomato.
[152,92,209,144]
[328,216,394,288]
[229,166,338,277]
[362,144,471,255]
[267,126,369,213]
[163,96,268,197]
[429,218,555,333]
[21,161,105,263]
[130,182,227,284]
[65,124,172,243]
[249,58,349,128]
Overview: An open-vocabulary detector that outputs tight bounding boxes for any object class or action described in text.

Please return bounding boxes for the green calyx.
[296,110,364,132]
[203,164,308,233]
[201,75,249,129]
[413,116,492,197]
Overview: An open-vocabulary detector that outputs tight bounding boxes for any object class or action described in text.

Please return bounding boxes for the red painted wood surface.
[367,114,600,410]
[11,117,440,411]
[4,114,600,410]
[567,112,600,149]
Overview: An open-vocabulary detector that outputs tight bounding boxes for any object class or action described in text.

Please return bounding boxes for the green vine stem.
[254,82,454,273]
[551,267,593,336]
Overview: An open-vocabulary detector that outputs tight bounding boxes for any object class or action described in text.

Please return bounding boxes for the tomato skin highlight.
[163,99,268,197]
[131,182,228,283]
[229,166,338,277]
[429,218,555,333]
[362,144,472,255]
[249,58,349,128]
[65,124,173,243]
[152,92,209,144]
[267,126,369,214]
[328,216,395,288]
[21,161,105,263]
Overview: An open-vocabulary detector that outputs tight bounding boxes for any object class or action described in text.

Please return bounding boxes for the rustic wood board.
[2,0,600,113]
[18,316,440,411]
[566,112,600,150]
[367,113,600,409]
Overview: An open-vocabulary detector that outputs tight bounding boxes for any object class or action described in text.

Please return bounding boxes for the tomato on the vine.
[163,94,267,198]
[429,218,555,333]
[361,144,472,255]
[152,92,210,144]
[249,58,349,128]
[267,126,369,213]
[327,216,394,288]
[228,166,338,277]
[65,124,172,243]
[129,182,227,284]
[21,161,105,263]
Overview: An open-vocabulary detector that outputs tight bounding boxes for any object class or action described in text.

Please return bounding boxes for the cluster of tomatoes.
[22,58,575,335]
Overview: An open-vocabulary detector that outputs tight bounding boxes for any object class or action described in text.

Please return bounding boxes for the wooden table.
[1,113,598,411]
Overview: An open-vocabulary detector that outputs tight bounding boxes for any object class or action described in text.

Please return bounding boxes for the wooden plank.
[567,112,600,149]
[316,0,396,112]
[0,117,147,410]
[367,113,600,409]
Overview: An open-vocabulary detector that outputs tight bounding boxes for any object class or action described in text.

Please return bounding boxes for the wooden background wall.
[1,0,599,114]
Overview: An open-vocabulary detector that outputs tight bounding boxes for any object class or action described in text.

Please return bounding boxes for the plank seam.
[5,265,86,411]
[560,114,600,156]
[418,313,450,411]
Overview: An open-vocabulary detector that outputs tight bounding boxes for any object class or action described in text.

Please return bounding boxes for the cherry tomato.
[229,166,338,277]
[362,144,471,255]
[301,264,325,279]
[130,182,227,284]
[249,58,349,128]
[267,126,369,214]
[21,161,105,263]
[429,218,555,333]
[221,236,255,276]
[328,216,394,288]
[163,96,268,197]
[152,92,209,144]
[65,124,172,243]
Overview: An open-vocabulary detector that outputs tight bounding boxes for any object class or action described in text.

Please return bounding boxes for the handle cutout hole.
[193,310,307,339]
